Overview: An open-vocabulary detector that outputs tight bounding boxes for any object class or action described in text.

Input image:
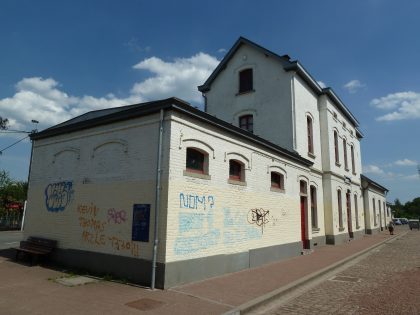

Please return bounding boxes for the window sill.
[312,227,320,233]
[183,170,211,180]
[356,225,361,229]
[307,152,316,159]
[270,187,285,193]
[352,172,357,176]
[339,227,345,232]
[228,179,247,186]
[345,167,350,172]
[335,162,341,167]
[236,89,255,96]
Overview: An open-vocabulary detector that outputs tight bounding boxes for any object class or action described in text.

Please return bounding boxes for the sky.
[0,0,419,203]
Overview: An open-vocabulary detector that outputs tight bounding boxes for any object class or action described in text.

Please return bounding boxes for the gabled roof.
[198,36,359,127]
[361,174,389,193]
[31,97,313,167]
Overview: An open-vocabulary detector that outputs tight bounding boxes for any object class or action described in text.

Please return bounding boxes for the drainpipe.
[151,109,164,290]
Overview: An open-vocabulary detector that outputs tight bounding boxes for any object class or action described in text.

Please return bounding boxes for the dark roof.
[198,36,359,127]
[361,174,389,193]
[31,97,313,167]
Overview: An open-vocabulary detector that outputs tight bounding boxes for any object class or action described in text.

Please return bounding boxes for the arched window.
[186,148,208,174]
[310,185,318,228]
[334,130,340,165]
[239,68,253,93]
[239,114,253,133]
[229,160,244,182]
[338,189,343,229]
[343,138,348,170]
[271,172,284,190]
[307,116,314,155]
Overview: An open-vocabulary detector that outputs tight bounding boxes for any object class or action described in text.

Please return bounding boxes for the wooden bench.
[15,237,57,265]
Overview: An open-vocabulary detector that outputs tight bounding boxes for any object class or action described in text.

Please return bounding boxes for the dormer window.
[239,114,253,133]
[239,68,253,93]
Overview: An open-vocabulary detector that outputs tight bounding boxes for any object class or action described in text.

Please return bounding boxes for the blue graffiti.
[45,181,74,212]
[223,208,262,245]
[179,193,215,210]
[179,213,204,233]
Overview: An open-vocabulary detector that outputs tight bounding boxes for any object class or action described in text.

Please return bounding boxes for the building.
[24,37,389,288]
[361,175,389,233]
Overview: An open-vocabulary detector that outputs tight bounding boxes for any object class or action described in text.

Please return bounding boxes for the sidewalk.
[0,228,404,315]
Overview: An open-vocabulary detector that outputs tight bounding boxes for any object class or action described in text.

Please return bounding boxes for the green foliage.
[391,197,420,219]
[0,170,28,216]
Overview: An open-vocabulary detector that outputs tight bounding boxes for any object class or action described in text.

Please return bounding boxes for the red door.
[301,196,309,249]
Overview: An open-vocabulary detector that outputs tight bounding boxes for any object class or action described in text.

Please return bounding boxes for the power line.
[0,135,30,155]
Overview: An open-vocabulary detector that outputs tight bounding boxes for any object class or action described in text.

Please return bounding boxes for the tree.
[0,116,8,130]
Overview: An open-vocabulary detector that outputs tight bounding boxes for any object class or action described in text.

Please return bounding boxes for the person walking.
[388,220,395,235]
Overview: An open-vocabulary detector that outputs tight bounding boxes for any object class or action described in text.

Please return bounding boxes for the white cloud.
[363,164,384,175]
[217,48,227,53]
[0,52,219,133]
[395,159,417,166]
[317,81,326,89]
[343,80,366,93]
[371,91,420,121]
[402,174,419,180]
[131,53,219,103]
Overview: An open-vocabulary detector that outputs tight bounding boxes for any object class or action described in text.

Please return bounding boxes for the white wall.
[205,45,295,150]
[164,111,325,263]
[25,113,170,263]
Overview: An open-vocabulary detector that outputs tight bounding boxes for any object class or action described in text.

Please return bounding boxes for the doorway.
[300,181,309,249]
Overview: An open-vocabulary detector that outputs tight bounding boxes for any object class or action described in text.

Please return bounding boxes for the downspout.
[151,109,164,290]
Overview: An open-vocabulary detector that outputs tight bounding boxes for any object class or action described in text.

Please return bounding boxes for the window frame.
[310,185,318,229]
[307,116,314,156]
[350,145,356,174]
[338,189,343,229]
[270,171,285,191]
[334,130,340,166]
[229,159,245,182]
[238,68,253,94]
[343,138,348,170]
[239,114,254,133]
[184,147,211,180]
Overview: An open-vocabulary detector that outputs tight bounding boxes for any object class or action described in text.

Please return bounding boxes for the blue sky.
[0,0,419,202]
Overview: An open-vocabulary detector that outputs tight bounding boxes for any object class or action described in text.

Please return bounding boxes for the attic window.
[239,114,253,133]
[333,112,338,119]
[239,68,253,93]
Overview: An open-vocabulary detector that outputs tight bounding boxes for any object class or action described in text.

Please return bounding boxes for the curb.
[223,231,407,315]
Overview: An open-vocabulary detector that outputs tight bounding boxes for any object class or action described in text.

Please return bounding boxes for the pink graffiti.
[107,208,127,224]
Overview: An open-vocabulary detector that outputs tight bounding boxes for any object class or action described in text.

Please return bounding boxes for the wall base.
[325,233,351,245]
[366,227,381,235]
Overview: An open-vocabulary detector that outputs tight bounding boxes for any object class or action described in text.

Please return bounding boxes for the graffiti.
[224,208,261,244]
[179,193,215,210]
[179,213,204,233]
[247,208,270,233]
[78,202,139,257]
[108,236,139,257]
[107,208,127,224]
[45,181,74,212]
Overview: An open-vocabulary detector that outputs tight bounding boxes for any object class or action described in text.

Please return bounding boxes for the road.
[253,228,420,315]
[0,230,23,250]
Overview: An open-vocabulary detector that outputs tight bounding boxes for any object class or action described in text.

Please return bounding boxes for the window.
[239,68,253,93]
[333,112,338,119]
[271,172,284,190]
[384,202,387,217]
[310,186,318,228]
[186,148,207,174]
[300,180,307,195]
[373,198,377,226]
[354,194,359,228]
[334,130,340,165]
[343,138,348,170]
[338,190,343,229]
[239,115,253,133]
[351,145,356,174]
[229,160,244,181]
[307,116,314,155]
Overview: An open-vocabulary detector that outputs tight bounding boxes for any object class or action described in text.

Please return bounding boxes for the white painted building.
[199,37,385,244]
